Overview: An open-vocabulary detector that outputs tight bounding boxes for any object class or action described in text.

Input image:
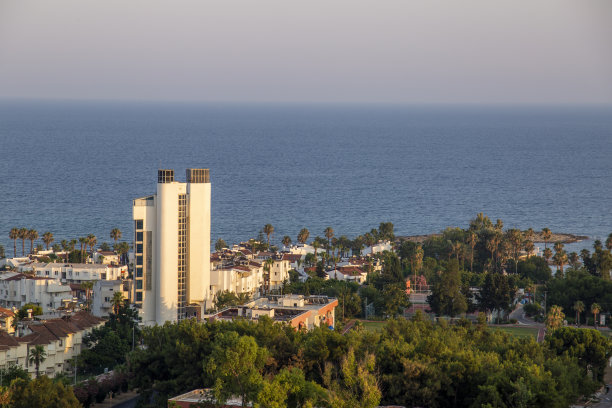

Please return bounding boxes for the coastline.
[397,232,589,245]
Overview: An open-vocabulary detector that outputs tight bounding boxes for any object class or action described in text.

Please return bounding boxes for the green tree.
[78,237,88,262]
[591,303,601,326]
[206,332,268,407]
[41,232,54,251]
[27,229,38,255]
[546,305,565,332]
[215,238,227,252]
[547,327,612,382]
[477,272,516,322]
[28,345,47,378]
[282,236,292,248]
[263,224,275,250]
[543,247,552,263]
[9,376,79,408]
[256,367,327,408]
[323,349,381,408]
[427,259,467,317]
[9,227,19,258]
[17,303,43,320]
[378,222,394,241]
[87,234,97,254]
[297,228,310,245]
[110,228,122,244]
[324,227,335,263]
[17,228,27,256]
[111,291,124,315]
[81,281,94,311]
[573,300,585,326]
[541,227,552,249]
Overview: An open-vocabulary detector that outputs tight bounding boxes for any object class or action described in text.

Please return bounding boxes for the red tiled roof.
[282,254,302,262]
[0,307,15,317]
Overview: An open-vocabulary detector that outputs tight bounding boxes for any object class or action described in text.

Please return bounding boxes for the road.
[589,385,612,408]
[509,303,542,326]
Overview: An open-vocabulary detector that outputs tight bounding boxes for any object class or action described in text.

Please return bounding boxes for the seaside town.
[0,168,611,407]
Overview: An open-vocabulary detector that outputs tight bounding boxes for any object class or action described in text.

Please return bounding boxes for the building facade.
[133,169,211,325]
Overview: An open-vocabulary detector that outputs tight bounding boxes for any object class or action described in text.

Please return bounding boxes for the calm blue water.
[1,101,611,253]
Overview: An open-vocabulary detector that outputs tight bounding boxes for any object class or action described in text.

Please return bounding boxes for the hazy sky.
[1,0,611,104]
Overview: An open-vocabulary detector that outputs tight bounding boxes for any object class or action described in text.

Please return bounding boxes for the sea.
[1,101,611,254]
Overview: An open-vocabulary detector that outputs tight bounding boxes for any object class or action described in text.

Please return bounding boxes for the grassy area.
[358,320,386,332]
[490,326,538,339]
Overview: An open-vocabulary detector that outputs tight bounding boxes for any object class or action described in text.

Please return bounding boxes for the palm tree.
[78,237,88,262]
[114,242,130,265]
[324,227,334,261]
[263,224,274,250]
[81,281,94,311]
[546,305,565,332]
[591,303,601,327]
[27,229,38,254]
[87,234,97,254]
[9,228,19,257]
[282,236,291,249]
[110,228,122,244]
[28,345,47,378]
[18,228,28,256]
[486,235,499,271]
[297,228,310,245]
[507,229,523,274]
[543,247,552,263]
[524,228,535,242]
[568,252,580,269]
[606,233,612,251]
[541,228,552,249]
[524,240,535,257]
[494,219,504,231]
[263,258,274,293]
[111,291,124,315]
[467,231,477,272]
[42,232,54,250]
[573,300,585,326]
[553,243,567,273]
[312,238,321,266]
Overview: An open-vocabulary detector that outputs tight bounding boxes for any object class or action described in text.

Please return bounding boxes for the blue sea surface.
[0,101,611,252]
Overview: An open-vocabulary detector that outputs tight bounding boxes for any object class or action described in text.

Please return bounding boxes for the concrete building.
[0,273,73,314]
[0,312,104,378]
[209,294,338,330]
[91,280,130,317]
[133,169,211,325]
[17,262,126,284]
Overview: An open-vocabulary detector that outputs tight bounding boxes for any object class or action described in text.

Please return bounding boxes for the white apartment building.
[0,273,73,313]
[0,312,104,378]
[133,169,211,325]
[17,262,127,284]
[91,280,130,317]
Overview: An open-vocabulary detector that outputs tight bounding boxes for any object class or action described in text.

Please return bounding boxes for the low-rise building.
[0,311,105,378]
[18,262,127,284]
[0,273,73,314]
[91,280,131,317]
[326,266,368,284]
[208,294,338,330]
[0,307,15,334]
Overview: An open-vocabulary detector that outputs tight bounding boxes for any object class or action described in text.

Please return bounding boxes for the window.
[136,255,143,265]
[135,220,143,230]
[136,232,143,242]
[136,292,143,302]
[136,280,143,289]
[136,267,143,278]
[136,243,143,253]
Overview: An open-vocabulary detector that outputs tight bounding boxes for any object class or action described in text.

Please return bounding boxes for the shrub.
[523,303,541,317]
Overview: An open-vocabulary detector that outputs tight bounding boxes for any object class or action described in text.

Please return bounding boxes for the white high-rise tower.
[132,169,211,325]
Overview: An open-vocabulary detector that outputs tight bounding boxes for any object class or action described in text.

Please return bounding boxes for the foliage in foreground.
[128,315,608,408]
